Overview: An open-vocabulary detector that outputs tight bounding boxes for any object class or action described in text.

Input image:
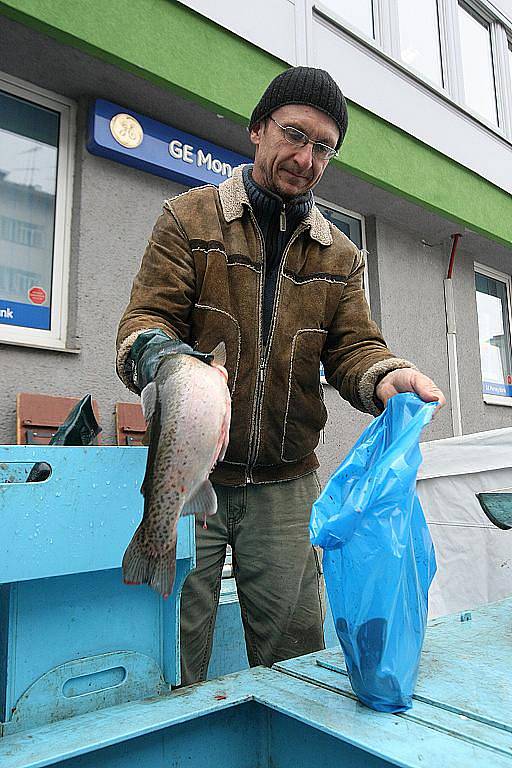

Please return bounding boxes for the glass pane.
[322,0,374,38]
[397,0,443,86]
[0,89,59,331]
[317,204,362,248]
[475,271,512,397]
[458,4,498,124]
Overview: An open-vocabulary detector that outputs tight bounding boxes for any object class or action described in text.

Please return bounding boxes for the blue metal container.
[0,446,194,736]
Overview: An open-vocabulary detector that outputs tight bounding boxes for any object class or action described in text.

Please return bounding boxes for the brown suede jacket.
[116,165,413,485]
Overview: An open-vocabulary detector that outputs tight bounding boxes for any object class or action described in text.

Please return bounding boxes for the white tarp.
[418,427,512,618]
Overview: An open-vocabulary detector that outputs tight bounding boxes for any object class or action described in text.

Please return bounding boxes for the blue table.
[1,598,511,766]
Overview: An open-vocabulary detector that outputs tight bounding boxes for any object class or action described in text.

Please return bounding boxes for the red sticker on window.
[28,286,47,305]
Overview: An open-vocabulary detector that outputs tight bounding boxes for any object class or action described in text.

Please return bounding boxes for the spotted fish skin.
[122,344,231,597]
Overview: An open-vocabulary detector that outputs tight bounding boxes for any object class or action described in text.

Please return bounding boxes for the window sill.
[0,337,80,354]
[483,395,512,407]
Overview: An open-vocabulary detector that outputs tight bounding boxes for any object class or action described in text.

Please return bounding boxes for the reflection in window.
[322,0,374,39]
[0,90,58,331]
[397,0,443,86]
[458,4,498,124]
[475,270,512,397]
[317,203,362,248]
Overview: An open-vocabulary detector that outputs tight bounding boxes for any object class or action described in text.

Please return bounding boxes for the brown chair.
[16,393,101,445]
[115,402,146,446]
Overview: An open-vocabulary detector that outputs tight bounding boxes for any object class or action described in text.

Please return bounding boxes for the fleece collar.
[218,165,332,246]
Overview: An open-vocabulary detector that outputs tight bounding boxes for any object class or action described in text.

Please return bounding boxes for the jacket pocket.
[192,304,241,396]
[281,329,328,462]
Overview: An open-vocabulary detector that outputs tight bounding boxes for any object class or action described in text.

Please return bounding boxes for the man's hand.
[375,368,446,413]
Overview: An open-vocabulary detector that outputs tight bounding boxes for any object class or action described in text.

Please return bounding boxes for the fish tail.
[122,528,176,599]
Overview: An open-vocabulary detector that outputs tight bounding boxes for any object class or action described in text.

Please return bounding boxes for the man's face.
[249,104,339,199]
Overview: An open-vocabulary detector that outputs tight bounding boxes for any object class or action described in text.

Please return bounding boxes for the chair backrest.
[16,393,101,445]
[115,402,146,446]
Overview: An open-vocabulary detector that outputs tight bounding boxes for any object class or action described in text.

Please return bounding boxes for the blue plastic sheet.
[310,393,437,713]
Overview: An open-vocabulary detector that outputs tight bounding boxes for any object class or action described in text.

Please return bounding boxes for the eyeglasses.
[269,116,338,161]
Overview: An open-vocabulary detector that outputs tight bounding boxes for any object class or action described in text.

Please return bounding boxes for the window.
[397,0,443,86]
[475,265,512,402]
[458,4,498,125]
[0,72,75,349]
[316,200,363,249]
[316,1,512,142]
[316,201,366,384]
[321,0,375,39]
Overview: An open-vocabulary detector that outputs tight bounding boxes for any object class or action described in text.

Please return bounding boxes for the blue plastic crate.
[0,446,194,736]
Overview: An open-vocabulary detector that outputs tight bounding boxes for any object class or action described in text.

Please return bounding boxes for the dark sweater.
[242,165,313,346]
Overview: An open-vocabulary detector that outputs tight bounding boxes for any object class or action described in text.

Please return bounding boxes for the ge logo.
[109,113,144,148]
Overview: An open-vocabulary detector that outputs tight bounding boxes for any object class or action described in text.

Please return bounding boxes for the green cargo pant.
[180,472,325,685]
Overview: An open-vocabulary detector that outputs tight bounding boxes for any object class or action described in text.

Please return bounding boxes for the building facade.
[0,0,511,483]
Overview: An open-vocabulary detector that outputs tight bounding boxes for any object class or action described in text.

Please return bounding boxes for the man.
[116,66,445,685]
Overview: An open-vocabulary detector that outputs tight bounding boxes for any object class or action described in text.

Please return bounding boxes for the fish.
[122,342,231,598]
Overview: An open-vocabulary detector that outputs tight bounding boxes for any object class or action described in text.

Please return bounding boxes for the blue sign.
[87,99,251,187]
[0,299,50,330]
[483,380,512,397]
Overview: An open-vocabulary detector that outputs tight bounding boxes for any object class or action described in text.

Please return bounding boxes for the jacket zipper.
[280,203,286,232]
[245,209,266,484]
[245,219,307,482]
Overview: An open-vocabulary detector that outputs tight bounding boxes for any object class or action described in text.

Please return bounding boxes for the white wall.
[182,0,298,64]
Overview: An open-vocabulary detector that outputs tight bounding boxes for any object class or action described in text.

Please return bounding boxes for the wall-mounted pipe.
[444,233,463,437]
[446,233,461,280]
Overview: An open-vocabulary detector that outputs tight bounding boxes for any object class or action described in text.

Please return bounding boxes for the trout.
[122,343,231,597]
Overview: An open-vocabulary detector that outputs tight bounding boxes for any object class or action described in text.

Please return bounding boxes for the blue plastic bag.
[310,393,437,713]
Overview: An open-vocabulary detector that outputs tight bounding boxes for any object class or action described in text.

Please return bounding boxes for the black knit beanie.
[249,66,348,150]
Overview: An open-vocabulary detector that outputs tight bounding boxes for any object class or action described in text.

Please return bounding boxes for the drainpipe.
[444,234,463,437]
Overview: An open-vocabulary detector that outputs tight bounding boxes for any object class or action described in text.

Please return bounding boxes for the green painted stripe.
[1,0,511,246]
[344,103,512,245]
[0,0,284,122]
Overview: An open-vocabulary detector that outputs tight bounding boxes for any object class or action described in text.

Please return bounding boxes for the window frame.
[495,32,512,135]
[457,1,500,126]
[395,0,445,89]
[315,196,369,301]
[314,0,378,44]
[474,261,512,408]
[0,70,76,352]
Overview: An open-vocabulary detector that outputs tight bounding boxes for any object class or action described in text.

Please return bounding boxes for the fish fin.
[122,527,177,599]
[140,389,162,498]
[141,381,158,422]
[210,341,226,367]
[182,479,217,519]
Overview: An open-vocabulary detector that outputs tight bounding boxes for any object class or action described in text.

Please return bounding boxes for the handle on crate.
[5,651,166,735]
[0,462,52,484]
